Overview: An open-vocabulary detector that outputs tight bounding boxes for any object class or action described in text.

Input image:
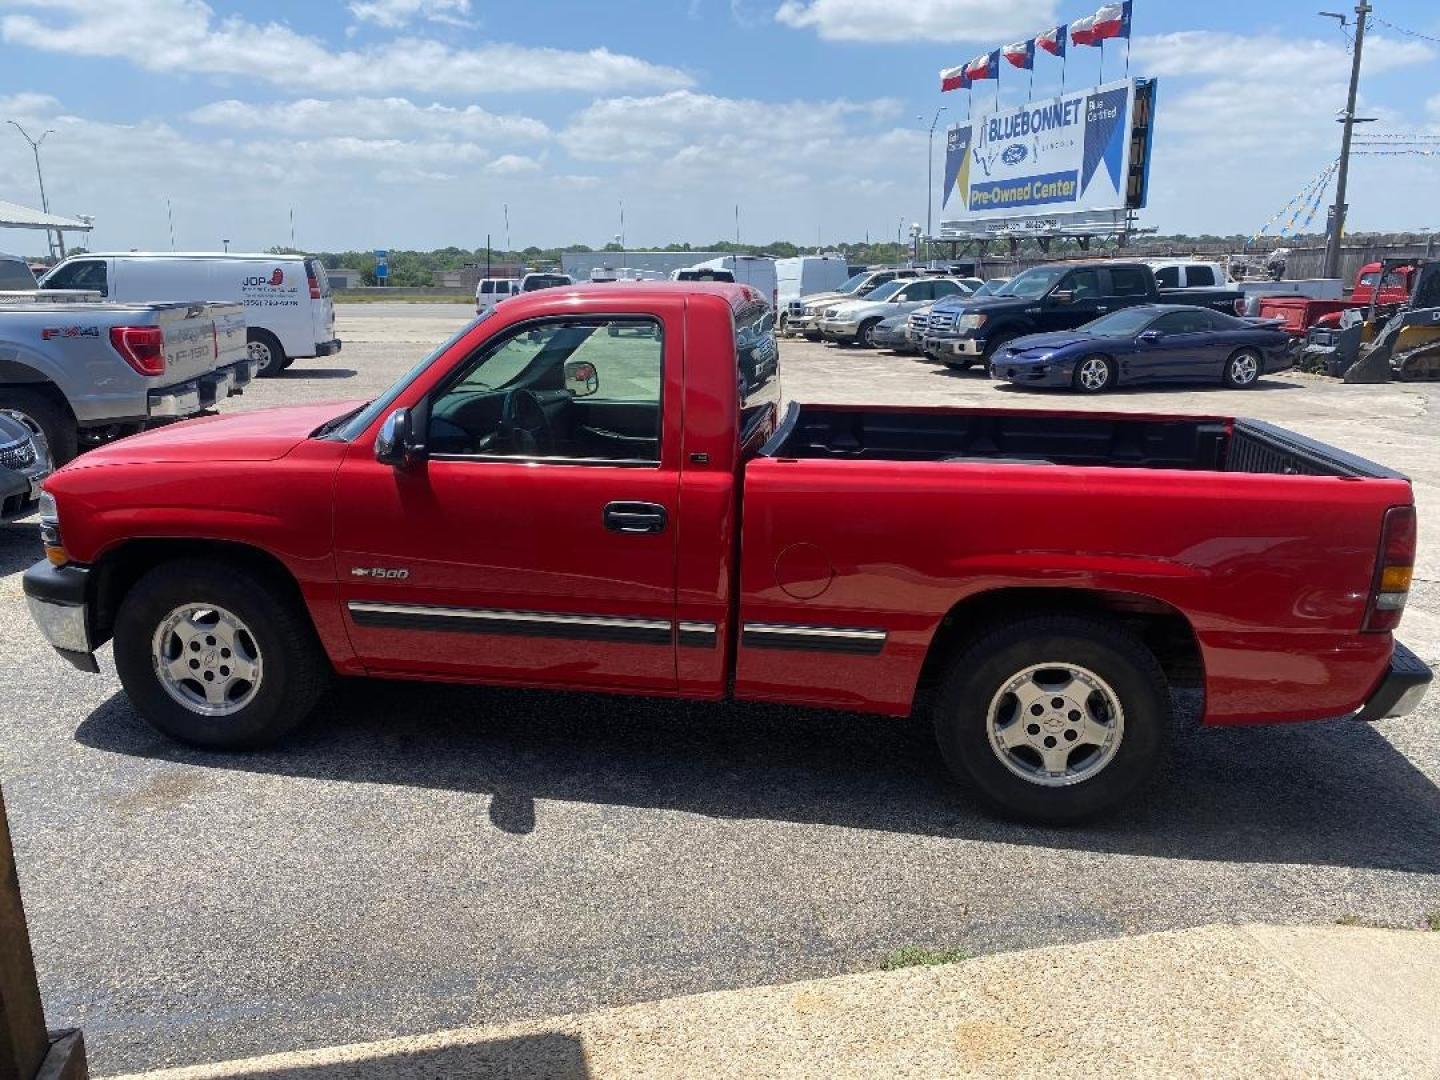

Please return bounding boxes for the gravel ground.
[2,301,1437,1075]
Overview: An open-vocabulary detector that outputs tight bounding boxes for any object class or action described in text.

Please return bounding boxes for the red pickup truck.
[23,283,1431,823]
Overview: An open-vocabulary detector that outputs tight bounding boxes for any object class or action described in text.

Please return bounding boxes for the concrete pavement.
[104,923,1440,1079]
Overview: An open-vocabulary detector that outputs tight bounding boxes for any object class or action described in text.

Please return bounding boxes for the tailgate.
[150,303,225,384]
[207,302,248,367]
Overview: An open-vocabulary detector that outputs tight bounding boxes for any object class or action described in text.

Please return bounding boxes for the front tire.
[1072,353,1115,393]
[857,319,882,348]
[113,559,330,749]
[932,615,1171,823]
[248,329,287,378]
[1223,348,1261,388]
[0,388,78,464]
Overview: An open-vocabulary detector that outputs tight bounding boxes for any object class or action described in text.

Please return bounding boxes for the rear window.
[0,258,37,290]
[1188,265,1216,286]
[677,269,735,282]
[522,274,570,291]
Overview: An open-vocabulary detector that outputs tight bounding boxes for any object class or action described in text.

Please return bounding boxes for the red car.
[23,284,1431,823]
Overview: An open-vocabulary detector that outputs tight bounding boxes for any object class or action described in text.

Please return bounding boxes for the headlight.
[959,313,988,330]
[38,489,67,566]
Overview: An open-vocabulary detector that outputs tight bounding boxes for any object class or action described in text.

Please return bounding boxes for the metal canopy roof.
[0,198,91,231]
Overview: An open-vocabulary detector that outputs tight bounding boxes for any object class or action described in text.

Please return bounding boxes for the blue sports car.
[991,304,1298,393]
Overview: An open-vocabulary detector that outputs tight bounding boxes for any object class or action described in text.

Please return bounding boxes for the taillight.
[1234,298,1245,315]
[308,272,321,300]
[1364,505,1416,632]
[109,326,166,375]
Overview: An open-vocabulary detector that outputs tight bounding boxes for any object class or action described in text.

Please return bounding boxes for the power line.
[1370,14,1440,45]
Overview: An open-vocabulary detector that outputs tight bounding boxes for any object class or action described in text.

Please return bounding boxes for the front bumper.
[991,357,1074,387]
[23,560,99,672]
[1354,639,1431,721]
[819,320,860,338]
[924,335,985,358]
[316,338,342,357]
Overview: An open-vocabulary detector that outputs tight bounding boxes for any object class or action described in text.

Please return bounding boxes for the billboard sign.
[374,249,389,281]
[942,77,1151,222]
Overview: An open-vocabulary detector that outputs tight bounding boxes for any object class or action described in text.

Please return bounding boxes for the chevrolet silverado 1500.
[23,284,1431,822]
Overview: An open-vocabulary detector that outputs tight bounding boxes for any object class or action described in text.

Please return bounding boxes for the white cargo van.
[775,256,851,324]
[40,252,340,377]
[475,278,520,314]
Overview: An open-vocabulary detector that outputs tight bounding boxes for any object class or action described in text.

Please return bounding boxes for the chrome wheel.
[151,604,263,717]
[1077,355,1111,391]
[247,340,273,365]
[1228,350,1259,386]
[986,663,1125,787]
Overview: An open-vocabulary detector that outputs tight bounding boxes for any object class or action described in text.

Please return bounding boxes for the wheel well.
[89,539,311,645]
[0,375,73,415]
[913,587,1205,707]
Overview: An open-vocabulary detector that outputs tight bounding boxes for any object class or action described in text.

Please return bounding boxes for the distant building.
[433,262,526,289]
[326,267,364,289]
[561,251,731,280]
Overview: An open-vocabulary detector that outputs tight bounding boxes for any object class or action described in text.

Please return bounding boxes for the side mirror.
[375,407,426,467]
[1050,289,1075,305]
[1137,329,1164,344]
[564,360,600,397]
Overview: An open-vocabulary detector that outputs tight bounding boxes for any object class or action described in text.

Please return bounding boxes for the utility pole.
[7,122,57,259]
[920,107,946,266]
[1322,2,1370,279]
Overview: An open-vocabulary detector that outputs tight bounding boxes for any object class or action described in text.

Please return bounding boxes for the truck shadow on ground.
[75,676,1440,874]
[273,368,358,380]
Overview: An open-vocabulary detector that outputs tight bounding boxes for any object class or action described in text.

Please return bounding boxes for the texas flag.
[1002,39,1035,70]
[1036,24,1067,57]
[1091,1,1132,41]
[1070,13,1098,47]
[940,64,970,92]
[963,48,1001,82]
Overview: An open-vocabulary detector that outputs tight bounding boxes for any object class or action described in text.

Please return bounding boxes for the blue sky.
[0,0,1437,254]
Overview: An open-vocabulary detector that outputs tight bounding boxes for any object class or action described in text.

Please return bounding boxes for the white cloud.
[561,89,902,164]
[0,0,693,94]
[775,0,1058,43]
[485,154,543,175]
[349,0,473,28]
[1133,31,1433,80]
[187,97,548,142]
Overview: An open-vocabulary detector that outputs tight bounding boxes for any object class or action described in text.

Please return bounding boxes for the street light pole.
[7,121,57,258]
[1321,2,1370,280]
[920,107,946,266]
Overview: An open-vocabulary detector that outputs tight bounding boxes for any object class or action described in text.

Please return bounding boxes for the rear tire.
[857,319,882,348]
[248,329,287,378]
[0,388,79,465]
[932,614,1171,824]
[113,559,330,749]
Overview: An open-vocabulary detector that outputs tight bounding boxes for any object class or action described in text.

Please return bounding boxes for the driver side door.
[332,310,683,693]
[1045,269,1105,330]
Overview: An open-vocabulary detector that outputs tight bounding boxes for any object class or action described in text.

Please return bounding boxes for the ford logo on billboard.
[1001,143,1028,166]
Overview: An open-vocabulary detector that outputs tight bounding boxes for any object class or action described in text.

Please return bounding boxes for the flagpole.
[1061,52,1067,95]
[1028,63,1034,101]
[1099,39,1105,83]
[1125,4,1133,77]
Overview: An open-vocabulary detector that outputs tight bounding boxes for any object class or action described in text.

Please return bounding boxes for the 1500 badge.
[350,567,409,579]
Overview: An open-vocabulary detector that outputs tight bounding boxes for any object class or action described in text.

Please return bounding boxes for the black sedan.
[990,304,1297,393]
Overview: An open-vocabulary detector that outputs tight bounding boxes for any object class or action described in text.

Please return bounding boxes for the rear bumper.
[23,560,99,672]
[1354,639,1432,721]
[316,338,342,357]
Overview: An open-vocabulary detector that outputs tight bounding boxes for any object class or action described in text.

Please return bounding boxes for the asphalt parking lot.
[3,302,1438,1074]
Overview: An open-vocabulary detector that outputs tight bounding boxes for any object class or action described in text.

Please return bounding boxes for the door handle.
[603,501,668,534]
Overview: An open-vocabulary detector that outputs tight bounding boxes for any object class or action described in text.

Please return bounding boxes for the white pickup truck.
[0,301,253,462]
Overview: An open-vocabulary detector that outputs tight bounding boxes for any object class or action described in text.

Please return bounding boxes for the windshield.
[836,272,871,293]
[864,281,906,301]
[1082,308,1157,336]
[972,280,1004,298]
[329,313,491,441]
[998,266,1066,298]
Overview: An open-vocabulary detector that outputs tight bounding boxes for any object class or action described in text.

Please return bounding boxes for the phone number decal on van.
[243,298,301,308]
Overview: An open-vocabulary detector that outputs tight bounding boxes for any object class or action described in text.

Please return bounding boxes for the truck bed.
[761,403,1400,478]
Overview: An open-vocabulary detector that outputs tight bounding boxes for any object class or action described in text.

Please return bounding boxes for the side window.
[428,318,663,463]
[1188,265,1216,286]
[1109,268,1149,296]
[932,280,961,299]
[1064,269,1101,300]
[1154,266,1180,288]
[1149,312,1193,335]
[45,259,108,295]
